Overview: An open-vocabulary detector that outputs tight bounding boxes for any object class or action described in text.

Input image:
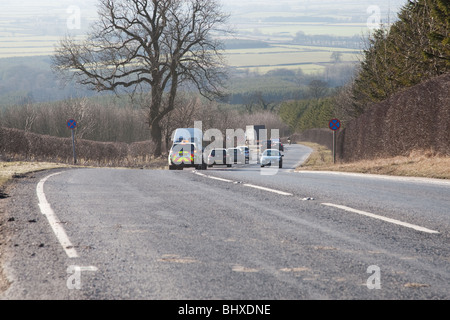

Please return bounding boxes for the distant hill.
[0,56,104,106]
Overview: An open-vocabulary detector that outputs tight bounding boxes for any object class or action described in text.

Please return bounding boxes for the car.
[262,139,284,152]
[270,138,284,152]
[260,149,284,168]
[227,148,245,164]
[237,146,250,164]
[207,148,232,167]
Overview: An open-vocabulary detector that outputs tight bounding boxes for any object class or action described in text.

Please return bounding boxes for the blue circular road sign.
[329,119,341,131]
[67,119,77,130]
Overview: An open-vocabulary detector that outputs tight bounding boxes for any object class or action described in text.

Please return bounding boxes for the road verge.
[296,142,450,180]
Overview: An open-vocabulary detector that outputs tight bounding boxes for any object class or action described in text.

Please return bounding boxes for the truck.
[245,125,266,163]
[168,128,207,170]
[245,125,266,146]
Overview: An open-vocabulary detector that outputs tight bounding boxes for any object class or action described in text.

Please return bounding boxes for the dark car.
[261,139,284,152]
[237,146,250,164]
[207,148,232,167]
[227,148,245,164]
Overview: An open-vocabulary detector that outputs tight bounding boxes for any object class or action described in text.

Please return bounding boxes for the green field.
[0,35,85,59]
[225,44,361,74]
[0,3,365,73]
[238,22,369,38]
[0,35,361,74]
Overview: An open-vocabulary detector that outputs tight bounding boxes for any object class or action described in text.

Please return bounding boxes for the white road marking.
[244,183,293,196]
[296,171,450,186]
[206,175,234,183]
[322,203,440,234]
[78,266,99,272]
[194,171,293,196]
[36,172,79,258]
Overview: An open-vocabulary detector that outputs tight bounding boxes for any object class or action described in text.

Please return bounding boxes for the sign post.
[329,119,341,164]
[67,119,77,164]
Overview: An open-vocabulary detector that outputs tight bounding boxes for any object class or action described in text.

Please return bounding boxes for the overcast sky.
[0,0,407,38]
[0,0,407,18]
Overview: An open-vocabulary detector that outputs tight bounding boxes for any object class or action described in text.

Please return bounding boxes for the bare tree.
[52,0,230,156]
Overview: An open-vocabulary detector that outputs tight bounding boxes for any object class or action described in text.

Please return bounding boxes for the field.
[237,22,370,38]
[0,36,362,75]
[0,1,371,74]
[225,44,361,74]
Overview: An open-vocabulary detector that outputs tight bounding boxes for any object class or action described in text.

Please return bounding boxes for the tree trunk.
[151,120,163,157]
[149,83,163,157]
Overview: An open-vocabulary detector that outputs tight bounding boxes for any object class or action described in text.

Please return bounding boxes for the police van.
[168,128,207,170]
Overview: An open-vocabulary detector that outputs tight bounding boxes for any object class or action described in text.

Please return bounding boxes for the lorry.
[245,125,266,146]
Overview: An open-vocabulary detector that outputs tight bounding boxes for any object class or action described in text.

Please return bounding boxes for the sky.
[0,0,408,43]
[0,0,407,20]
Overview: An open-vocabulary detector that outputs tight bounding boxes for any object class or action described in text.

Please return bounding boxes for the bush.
[0,127,156,167]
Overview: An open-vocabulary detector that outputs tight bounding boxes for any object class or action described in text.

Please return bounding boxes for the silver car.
[260,149,283,168]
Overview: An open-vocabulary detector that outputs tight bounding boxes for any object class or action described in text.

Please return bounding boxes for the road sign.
[329,119,341,131]
[329,119,341,164]
[67,119,77,130]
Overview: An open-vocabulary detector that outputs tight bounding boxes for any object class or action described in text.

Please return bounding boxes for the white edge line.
[37,172,79,258]
[322,203,440,234]
[296,170,450,186]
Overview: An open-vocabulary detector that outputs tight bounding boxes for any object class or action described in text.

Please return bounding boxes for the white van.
[168,128,207,170]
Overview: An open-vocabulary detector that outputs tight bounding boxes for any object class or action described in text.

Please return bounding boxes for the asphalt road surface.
[1,144,449,300]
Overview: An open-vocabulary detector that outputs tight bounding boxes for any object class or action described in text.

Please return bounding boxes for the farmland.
[225,44,360,74]
[0,0,405,108]
[0,0,389,72]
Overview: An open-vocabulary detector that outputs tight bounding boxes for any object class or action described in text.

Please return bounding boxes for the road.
[1,144,449,300]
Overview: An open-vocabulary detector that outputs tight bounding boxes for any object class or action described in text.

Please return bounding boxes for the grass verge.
[0,161,73,190]
[296,142,450,180]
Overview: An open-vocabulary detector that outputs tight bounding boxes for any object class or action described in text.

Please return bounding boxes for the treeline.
[226,64,356,108]
[348,0,449,118]
[0,98,150,143]
[279,98,334,132]
[0,56,97,106]
[0,93,289,154]
[280,0,449,134]
[293,31,362,49]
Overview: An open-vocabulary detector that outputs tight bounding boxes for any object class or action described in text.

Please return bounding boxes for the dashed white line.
[194,171,440,234]
[37,172,79,258]
[322,203,440,234]
[243,183,293,196]
[206,176,235,183]
[194,171,293,196]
